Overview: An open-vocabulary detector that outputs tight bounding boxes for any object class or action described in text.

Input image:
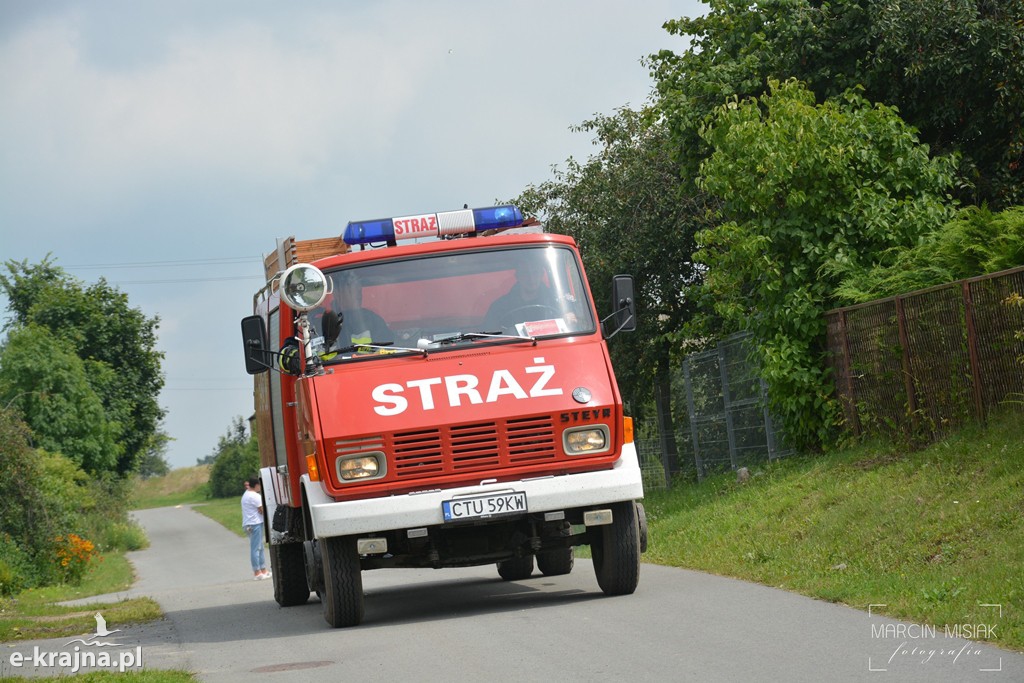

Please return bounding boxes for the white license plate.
[442,491,527,522]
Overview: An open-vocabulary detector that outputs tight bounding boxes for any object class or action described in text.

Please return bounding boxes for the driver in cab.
[484,259,574,331]
[320,271,393,356]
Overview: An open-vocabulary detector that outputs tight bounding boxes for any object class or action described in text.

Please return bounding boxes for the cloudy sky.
[0,0,703,470]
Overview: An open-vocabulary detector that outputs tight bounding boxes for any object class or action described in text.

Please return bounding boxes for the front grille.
[332,415,558,480]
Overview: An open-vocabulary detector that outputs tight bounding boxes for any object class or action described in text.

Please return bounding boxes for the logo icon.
[65,612,123,647]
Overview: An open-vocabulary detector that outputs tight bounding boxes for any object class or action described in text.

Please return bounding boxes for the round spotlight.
[280,264,328,311]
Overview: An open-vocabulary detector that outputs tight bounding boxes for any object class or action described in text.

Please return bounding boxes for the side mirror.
[610,274,636,335]
[241,315,270,375]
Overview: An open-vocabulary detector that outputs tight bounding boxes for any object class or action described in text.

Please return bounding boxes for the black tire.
[320,536,364,628]
[270,542,310,607]
[496,555,534,581]
[303,539,325,596]
[591,501,640,595]
[536,547,574,576]
[636,502,649,554]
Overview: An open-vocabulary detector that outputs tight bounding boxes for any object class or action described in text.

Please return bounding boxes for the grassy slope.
[131,466,211,509]
[644,411,1023,651]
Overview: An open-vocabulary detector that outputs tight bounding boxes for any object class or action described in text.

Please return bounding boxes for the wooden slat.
[262,235,349,280]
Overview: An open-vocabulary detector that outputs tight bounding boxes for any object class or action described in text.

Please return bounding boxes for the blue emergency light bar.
[343,205,525,246]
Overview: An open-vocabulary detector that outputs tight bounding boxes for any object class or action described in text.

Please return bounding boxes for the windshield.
[309,245,596,361]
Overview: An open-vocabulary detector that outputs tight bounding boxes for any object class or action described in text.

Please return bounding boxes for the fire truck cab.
[240,205,646,627]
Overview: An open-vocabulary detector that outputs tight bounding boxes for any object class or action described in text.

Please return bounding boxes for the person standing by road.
[241,477,270,580]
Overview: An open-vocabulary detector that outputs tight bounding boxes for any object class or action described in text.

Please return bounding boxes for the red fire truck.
[240,204,646,627]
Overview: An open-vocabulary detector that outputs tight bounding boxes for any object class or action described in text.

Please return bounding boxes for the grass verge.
[190,498,245,538]
[644,411,1023,651]
[0,552,161,641]
[2,671,197,682]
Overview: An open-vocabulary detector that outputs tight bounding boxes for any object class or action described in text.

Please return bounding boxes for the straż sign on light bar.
[393,213,439,239]
[343,205,524,246]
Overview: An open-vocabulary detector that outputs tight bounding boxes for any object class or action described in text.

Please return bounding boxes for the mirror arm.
[245,342,275,372]
[599,305,635,340]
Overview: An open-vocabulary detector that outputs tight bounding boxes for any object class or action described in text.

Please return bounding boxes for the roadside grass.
[132,466,211,509]
[643,410,1023,651]
[190,497,245,538]
[0,552,161,641]
[2,671,197,682]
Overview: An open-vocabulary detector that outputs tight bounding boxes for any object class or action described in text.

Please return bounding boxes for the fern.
[835,205,1024,304]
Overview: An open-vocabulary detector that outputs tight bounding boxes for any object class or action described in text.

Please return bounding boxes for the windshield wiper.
[331,341,427,358]
[430,331,537,346]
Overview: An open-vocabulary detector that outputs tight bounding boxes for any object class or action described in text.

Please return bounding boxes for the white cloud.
[0,14,445,205]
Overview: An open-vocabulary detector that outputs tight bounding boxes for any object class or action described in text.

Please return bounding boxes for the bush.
[209,440,260,498]
[0,409,76,587]
[208,417,260,498]
[0,534,33,596]
[99,521,149,552]
[0,407,146,590]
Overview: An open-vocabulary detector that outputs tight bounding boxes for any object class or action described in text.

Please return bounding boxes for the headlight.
[337,454,385,481]
[563,426,611,455]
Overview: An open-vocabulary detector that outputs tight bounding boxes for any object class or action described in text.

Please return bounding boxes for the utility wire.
[113,275,263,285]
[63,256,263,269]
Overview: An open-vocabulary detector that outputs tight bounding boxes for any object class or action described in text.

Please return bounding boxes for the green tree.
[513,107,713,451]
[651,0,1024,208]
[696,79,957,449]
[0,325,123,473]
[209,416,260,499]
[137,429,173,479]
[0,258,164,474]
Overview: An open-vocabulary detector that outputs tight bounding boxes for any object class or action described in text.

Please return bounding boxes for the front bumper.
[304,443,644,538]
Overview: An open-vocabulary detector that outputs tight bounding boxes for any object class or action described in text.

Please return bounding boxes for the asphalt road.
[4,505,1021,682]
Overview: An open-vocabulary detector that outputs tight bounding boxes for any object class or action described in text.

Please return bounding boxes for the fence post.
[760,376,779,461]
[654,378,676,488]
[962,280,986,422]
[718,342,739,470]
[839,310,861,436]
[683,358,704,481]
[894,295,918,434]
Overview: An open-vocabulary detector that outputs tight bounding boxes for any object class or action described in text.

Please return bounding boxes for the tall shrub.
[696,80,957,450]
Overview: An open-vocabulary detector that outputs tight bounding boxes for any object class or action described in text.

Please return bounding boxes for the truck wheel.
[496,555,534,581]
[320,536,364,627]
[536,547,574,576]
[303,539,324,596]
[591,501,640,595]
[270,542,310,607]
[636,502,649,554]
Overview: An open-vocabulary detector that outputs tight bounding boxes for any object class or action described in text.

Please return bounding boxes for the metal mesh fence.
[640,268,1024,487]
[636,438,668,491]
[826,266,1024,440]
[676,333,793,480]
